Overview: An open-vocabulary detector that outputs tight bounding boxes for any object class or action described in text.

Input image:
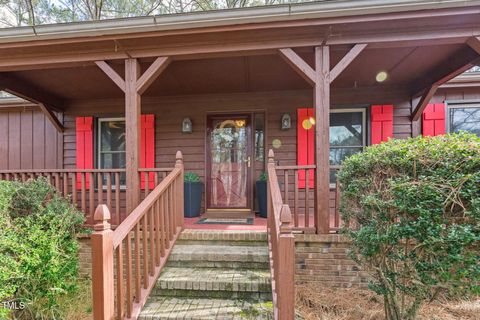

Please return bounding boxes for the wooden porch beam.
[0,73,64,112]
[330,44,367,82]
[410,85,438,122]
[38,103,65,133]
[410,45,480,120]
[278,48,315,86]
[95,61,126,92]
[136,57,171,95]
[314,46,331,235]
[467,36,480,55]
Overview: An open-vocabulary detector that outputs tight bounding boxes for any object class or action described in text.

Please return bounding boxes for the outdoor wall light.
[376,71,388,83]
[182,117,192,133]
[281,114,291,130]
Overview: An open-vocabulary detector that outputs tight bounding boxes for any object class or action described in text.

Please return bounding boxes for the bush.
[0,178,84,319]
[338,133,480,320]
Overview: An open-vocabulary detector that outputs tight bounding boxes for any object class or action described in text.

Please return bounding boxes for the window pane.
[449,107,480,136]
[330,112,363,146]
[330,147,363,165]
[100,121,126,151]
[254,113,265,162]
[100,153,126,169]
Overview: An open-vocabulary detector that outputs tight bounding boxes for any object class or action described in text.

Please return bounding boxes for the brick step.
[166,244,269,269]
[178,230,267,246]
[151,267,271,297]
[138,297,273,320]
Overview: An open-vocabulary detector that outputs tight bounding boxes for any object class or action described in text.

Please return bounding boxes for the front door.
[206,114,252,212]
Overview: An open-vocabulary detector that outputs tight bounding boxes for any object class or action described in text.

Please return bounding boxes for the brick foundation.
[294,234,369,288]
[78,234,92,278]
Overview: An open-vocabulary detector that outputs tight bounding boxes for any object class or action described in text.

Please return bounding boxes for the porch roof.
[0,0,479,110]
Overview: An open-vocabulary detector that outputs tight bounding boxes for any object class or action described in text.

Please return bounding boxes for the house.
[0,0,479,319]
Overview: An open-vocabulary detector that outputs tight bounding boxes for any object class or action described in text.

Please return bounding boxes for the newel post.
[267,150,275,227]
[175,151,184,229]
[91,205,115,320]
[278,204,295,320]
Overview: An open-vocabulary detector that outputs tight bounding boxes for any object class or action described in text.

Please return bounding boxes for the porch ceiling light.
[182,117,192,133]
[376,71,388,83]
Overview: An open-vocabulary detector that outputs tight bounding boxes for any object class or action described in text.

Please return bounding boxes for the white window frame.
[329,108,367,187]
[446,102,480,134]
[97,117,126,188]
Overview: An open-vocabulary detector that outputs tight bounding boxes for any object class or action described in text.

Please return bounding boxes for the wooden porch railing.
[91,151,184,320]
[267,150,295,320]
[0,167,173,226]
[0,169,126,225]
[274,164,342,233]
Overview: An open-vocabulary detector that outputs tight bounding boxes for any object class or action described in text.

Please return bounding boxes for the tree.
[338,133,480,320]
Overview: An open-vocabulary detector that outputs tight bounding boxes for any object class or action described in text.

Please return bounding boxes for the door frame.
[205,112,254,212]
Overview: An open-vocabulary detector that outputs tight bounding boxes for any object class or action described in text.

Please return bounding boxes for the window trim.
[329,108,367,188]
[97,117,126,189]
[446,102,480,134]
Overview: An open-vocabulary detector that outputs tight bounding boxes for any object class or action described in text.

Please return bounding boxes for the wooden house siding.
[0,108,63,170]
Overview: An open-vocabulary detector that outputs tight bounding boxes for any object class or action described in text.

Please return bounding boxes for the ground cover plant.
[337,133,480,320]
[0,178,84,319]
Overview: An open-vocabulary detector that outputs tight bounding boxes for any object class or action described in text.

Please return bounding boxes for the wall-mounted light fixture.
[281,114,291,130]
[182,117,192,133]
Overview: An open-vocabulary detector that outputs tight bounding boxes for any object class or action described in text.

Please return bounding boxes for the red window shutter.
[297,108,314,188]
[140,114,155,189]
[371,105,394,144]
[422,103,446,136]
[76,117,93,189]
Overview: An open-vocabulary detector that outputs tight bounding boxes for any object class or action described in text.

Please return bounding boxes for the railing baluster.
[97,172,103,205]
[106,173,112,215]
[135,224,141,302]
[63,173,68,197]
[81,173,86,214]
[89,172,95,224]
[305,169,310,228]
[126,232,133,317]
[54,173,60,192]
[115,172,121,225]
[145,172,150,198]
[294,170,299,227]
[149,207,155,276]
[142,215,149,289]
[154,199,161,265]
[160,194,167,254]
[164,193,170,250]
[116,241,124,319]
[72,173,77,208]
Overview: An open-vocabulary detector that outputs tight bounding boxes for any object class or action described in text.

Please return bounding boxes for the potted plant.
[184,172,203,218]
[256,172,268,218]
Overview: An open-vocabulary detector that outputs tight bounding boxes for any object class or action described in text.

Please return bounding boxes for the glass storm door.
[207,115,252,210]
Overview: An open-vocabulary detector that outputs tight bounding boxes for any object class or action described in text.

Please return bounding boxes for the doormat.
[196,218,254,225]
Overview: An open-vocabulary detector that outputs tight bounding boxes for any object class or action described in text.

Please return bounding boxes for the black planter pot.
[184,181,203,218]
[256,180,267,218]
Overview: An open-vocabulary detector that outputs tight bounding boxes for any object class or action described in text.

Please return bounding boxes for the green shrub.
[338,133,480,320]
[258,172,268,182]
[184,172,200,183]
[0,178,85,319]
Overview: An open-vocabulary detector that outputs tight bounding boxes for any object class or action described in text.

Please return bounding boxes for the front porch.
[1,2,480,318]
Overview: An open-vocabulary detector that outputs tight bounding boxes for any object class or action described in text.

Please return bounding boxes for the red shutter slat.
[140,114,155,189]
[422,103,446,136]
[371,105,394,144]
[297,108,315,188]
[76,117,93,189]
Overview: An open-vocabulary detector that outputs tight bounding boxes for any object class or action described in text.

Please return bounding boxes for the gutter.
[0,0,480,43]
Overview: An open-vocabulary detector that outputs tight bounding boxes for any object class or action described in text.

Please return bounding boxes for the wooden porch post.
[96,57,171,215]
[91,205,114,320]
[314,46,331,234]
[125,59,142,214]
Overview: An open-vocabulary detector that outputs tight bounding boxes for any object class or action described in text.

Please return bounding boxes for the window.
[98,118,126,185]
[447,104,480,136]
[329,109,366,184]
[254,113,265,162]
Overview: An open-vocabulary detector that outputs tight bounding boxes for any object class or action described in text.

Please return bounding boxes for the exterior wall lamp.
[182,117,192,133]
[281,113,291,130]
